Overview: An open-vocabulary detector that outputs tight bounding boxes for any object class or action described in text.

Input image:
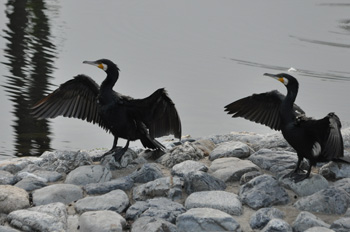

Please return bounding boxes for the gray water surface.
[1,1,350,159]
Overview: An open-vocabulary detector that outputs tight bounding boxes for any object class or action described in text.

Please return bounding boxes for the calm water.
[1,1,350,160]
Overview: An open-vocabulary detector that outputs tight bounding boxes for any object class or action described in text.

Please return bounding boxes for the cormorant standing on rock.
[32,59,182,161]
[225,73,343,182]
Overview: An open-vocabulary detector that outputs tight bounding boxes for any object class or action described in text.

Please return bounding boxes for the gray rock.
[239,175,289,209]
[176,208,241,232]
[209,141,251,160]
[158,142,204,168]
[38,150,92,174]
[248,149,300,176]
[7,202,67,232]
[183,171,226,194]
[191,139,216,156]
[249,207,285,229]
[0,157,42,174]
[131,216,177,232]
[101,148,138,170]
[210,157,259,182]
[32,170,63,182]
[0,170,16,185]
[261,218,292,232]
[279,174,329,196]
[171,160,208,177]
[14,177,47,191]
[75,190,129,214]
[294,187,350,214]
[79,210,126,232]
[319,161,350,180]
[304,227,335,232]
[292,211,330,232]
[15,172,47,183]
[185,191,242,216]
[0,226,21,232]
[330,217,350,232]
[126,197,186,223]
[240,171,262,185]
[129,163,163,183]
[133,177,183,201]
[65,165,112,185]
[0,185,29,214]
[32,184,83,206]
[84,176,134,195]
[333,178,350,194]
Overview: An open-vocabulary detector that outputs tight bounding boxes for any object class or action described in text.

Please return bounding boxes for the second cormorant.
[225,73,343,182]
[32,59,182,161]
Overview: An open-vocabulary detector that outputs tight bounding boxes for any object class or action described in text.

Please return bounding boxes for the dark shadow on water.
[1,0,57,157]
[226,57,350,82]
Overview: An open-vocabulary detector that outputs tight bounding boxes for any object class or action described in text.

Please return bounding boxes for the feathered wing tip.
[323,112,344,159]
[31,74,108,131]
[147,88,182,139]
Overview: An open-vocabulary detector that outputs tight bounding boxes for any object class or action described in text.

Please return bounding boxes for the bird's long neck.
[281,84,298,123]
[101,66,119,91]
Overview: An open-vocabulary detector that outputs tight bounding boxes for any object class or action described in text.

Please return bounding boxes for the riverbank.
[1,129,350,231]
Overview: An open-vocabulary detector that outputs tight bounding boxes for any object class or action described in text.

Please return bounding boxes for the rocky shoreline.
[1,129,350,232]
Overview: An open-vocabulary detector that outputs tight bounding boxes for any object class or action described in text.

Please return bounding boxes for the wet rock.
[210,157,259,182]
[126,197,185,223]
[75,190,129,214]
[131,216,177,232]
[294,187,350,214]
[239,175,289,209]
[133,176,183,201]
[0,170,16,185]
[176,207,242,232]
[249,207,285,230]
[183,171,226,194]
[129,163,163,183]
[7,202,67,232]
[240,171,262,185]
[209,141,251,160]
[32,184,83,206]
[84,176,134,195]
[248,149,301,177]
[171,160,208,177]
[261,218,292,232]
[330,217,350,232]
[79,210,126,232]
[292,211,330,232]
[65,165,112,185]
[185,191,242,216]
[0,185,29,214]
[279,174,329,196]
[14,177,47,191]
[101,148,138,170]
[191,139,216,156]
[38,150,92,174]
[320,161,350,180]
[158,142,204,168]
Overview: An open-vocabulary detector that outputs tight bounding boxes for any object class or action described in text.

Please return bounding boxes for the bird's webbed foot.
[290,172,309,182]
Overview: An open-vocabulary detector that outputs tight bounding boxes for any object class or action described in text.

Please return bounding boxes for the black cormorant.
[224,73,343,181]
[32,59,182,161]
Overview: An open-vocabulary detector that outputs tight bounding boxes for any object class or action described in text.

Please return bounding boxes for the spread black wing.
[120,88,182,139]
[298,113,344,160]
[224,90,305,131]
[31,74,107,130]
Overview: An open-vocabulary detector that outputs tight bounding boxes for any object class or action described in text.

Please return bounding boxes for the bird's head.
[264,73,298,87]
[83,59,120,73]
